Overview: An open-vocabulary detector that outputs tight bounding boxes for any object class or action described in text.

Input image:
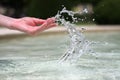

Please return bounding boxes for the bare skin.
[0,14,57,35]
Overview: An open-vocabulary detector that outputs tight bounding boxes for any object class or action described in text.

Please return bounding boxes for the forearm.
[0,14,15,29]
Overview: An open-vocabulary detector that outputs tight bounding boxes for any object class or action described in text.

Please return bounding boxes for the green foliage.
[94,0,120,24]
[78,0,101,6]
[26,0,76,19]
[0,0,28,17]
[1,0,98,19]
[25,0,98,19]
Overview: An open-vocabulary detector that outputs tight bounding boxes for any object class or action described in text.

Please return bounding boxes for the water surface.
[0,32,120,80]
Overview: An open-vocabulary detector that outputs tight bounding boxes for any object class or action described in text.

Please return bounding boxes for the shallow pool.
[0,32,120,80]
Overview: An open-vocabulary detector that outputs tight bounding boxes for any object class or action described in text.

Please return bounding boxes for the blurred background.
[0,0,120,25]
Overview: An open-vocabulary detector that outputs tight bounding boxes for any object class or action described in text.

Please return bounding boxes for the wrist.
[0,14,16,29]
[8,18,17,29]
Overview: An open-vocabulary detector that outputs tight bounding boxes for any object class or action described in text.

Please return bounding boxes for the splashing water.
[55,7,94,63]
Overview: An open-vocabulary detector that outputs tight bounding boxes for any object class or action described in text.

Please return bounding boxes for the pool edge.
[0,25,120,38]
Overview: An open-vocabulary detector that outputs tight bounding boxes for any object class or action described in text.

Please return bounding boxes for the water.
[55,7,93,62]
[0,32,120,80]
[0,7,120,80]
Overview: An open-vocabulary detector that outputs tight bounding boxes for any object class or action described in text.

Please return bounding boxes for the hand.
[11,17,57,35]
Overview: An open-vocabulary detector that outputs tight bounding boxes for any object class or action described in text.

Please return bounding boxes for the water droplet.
[92,18,95,21]
[83,8,88,13]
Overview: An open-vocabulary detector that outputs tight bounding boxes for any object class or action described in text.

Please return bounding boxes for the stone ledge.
[0,25,120,37]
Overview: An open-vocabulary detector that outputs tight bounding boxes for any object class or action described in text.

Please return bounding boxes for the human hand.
[10,17,57,35]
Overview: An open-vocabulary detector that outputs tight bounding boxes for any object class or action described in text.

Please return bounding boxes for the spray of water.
[55,7,94,63]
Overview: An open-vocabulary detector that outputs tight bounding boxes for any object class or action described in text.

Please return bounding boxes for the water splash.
[55,7,94,63]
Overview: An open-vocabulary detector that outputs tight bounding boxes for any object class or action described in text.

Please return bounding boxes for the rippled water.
[0,32,120,80]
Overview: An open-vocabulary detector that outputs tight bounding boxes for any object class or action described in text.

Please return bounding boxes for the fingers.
[33,17,56,26]
[34,22,57,32]
[24,17,57,35]
[48,23,57,28]
[33,18,46,24]
[41,17,57,28]
[42,23,57,30]
[46,17,56,25]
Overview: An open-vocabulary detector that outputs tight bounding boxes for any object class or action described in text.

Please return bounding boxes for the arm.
[0,14,15,29]
[0,14,57,35]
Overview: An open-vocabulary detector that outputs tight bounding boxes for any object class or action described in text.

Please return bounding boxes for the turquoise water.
[0,32,120,80]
